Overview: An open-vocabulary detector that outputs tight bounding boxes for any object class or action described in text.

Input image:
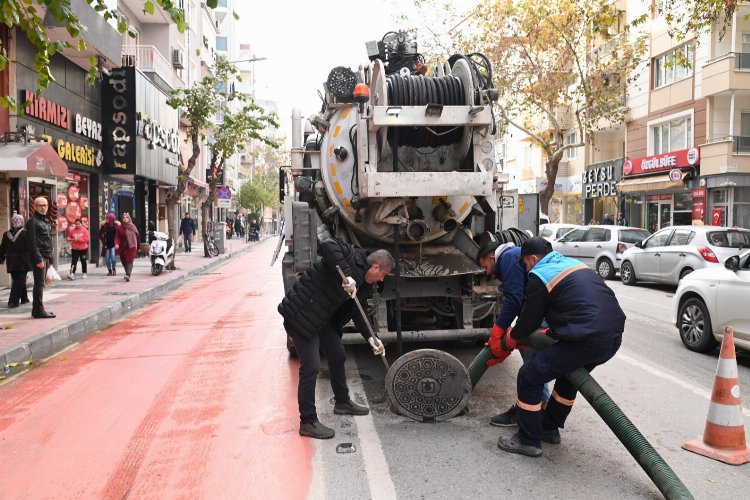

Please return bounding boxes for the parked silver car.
[620,225,750,286]
[552,225,651,280]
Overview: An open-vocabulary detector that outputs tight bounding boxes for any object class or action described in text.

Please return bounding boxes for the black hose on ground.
[467,333,693,500]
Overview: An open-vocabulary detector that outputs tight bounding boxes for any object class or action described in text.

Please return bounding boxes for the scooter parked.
[149,231,175,276]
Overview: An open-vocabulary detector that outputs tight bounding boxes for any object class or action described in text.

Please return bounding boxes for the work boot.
[541,426,561,445]
[299,421,335,439]
[497,433,542,458]
[334,400,370,416]
[490,404,517,427]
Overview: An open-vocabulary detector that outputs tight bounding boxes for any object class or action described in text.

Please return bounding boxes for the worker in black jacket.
[278,238,394,439]
[26,197,55,319]
[493,237,625,457]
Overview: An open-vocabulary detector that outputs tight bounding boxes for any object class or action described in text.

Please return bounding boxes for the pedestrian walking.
[234,215,244,239]
[179,213,196,252]
[477,241,551,428]
[66,218,89,280]
[616,212,628,226]
[116,212,140,282]
[494,237,625,457]
[26,197,55,318]
[278,238,394,439]
[99,213,118,276]
[0,214,31,308]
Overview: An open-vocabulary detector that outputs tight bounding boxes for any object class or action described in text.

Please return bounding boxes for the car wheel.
[597,258,616,280]
[679,268,694,280]
[621,261,637,285]
[678,297,718,353]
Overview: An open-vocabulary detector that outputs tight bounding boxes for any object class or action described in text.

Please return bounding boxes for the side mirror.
[635,240,644,248]
[725,255,740,272]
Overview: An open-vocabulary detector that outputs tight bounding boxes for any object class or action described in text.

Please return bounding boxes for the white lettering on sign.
[582,163,617,199]
[74,113,102,141]
[642,155,676,171]
[137,112,180,153]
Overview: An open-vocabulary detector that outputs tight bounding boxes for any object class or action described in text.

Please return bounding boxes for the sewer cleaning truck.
[277,31,530,351]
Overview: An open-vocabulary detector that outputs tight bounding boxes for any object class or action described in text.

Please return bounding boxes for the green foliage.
[238,169,279,216]
[0,0,219,109]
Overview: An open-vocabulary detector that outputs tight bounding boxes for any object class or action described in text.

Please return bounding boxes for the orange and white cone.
[682,326,750,465]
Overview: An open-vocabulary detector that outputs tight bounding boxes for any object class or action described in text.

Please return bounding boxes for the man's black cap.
[518,236,552,262]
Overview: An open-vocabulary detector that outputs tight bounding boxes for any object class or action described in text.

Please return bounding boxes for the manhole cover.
[385,348,471,422]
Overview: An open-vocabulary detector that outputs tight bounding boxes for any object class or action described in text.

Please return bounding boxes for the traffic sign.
[217,186,232,199]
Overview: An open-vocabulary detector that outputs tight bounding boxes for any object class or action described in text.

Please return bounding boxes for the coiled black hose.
[467,334,693,500]
[494,227,531,247]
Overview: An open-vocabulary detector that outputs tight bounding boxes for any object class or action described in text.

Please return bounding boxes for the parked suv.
[620,225,750,286]
[551,225,651,279]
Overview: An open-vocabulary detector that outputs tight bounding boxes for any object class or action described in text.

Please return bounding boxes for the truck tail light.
[616,242,627,254]
[697,246,719,263]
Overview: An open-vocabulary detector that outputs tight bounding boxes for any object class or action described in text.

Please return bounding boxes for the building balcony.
[699,136,750,176]
[702,53,750,96]
[121,45,185,92]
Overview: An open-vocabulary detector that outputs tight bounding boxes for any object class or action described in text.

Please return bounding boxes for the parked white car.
[673,250,750,353]
[539,223,582,242]
[552,225,651,280]
[620,225,750,286]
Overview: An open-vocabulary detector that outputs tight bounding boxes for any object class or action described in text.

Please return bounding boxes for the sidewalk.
[0,236,264,380]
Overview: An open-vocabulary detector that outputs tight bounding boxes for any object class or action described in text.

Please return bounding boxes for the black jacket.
[26,212,53,264]
[0,229,31,272]
[278,239,373,340]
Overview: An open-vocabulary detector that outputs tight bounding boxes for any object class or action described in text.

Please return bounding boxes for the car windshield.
[707,230,750,248]
[556,227,575,238]
[618,229,650,244]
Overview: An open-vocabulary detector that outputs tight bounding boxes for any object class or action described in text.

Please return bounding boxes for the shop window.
[653,44,693,89]
[734,187,750,228]
[651,115,691,155]
[565,131,578,159]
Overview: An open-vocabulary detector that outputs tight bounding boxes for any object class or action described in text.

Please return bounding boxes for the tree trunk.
[539,154,561,217]
[200,156,224,257]
[166,133,201,239]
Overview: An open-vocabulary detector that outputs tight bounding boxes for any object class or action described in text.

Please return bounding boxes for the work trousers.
[32,257,50,315]
[9,271,29,306]
[71,249,87,274]
[516,335,622,447]
[284,322,350,424]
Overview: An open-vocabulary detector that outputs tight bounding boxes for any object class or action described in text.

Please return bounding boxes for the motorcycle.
[149,231,175,276]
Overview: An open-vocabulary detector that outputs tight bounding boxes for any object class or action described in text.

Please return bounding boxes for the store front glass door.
[647,195,673,232]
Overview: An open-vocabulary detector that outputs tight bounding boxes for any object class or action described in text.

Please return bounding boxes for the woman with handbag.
[0,214,31,308]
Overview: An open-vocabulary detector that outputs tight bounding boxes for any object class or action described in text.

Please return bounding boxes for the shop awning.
[188,176,209,190]
[617,172,687,194]
[0,141,68,178]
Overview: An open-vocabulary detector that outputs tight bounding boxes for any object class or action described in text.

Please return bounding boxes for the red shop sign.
[692,188,706,198]
[624,147,700,176]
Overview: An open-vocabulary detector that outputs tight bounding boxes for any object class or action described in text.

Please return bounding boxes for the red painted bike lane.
[0,239,313,499]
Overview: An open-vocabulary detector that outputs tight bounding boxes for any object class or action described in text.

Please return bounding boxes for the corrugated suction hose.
[467,333,693,500]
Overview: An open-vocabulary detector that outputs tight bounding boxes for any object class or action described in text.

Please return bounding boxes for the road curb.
[0,244,255,380]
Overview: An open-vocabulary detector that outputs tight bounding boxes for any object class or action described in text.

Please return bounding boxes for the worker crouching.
[494,237,626,457]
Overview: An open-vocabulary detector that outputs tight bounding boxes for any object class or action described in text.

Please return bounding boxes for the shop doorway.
[647,195,672,232]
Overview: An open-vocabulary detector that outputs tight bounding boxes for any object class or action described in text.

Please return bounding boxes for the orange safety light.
[354,83,370,103]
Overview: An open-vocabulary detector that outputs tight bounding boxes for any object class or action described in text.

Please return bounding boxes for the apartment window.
[217,0,228,6]
[216,36,228,51]
[651,116,692,154]
[565,131,578,159]
[653,44,694,88]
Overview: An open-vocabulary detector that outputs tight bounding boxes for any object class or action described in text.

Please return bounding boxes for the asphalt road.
[0,240,748,499]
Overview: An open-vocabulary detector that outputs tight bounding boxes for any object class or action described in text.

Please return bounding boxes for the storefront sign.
[74,113,102,141]
[669,168,682,182]
[137,112,180,153]
[55,138,102,168]
[692,188,706,223]
[624,147,700,176]
[21,90,70,129]
[103,67,137,175]
[582,158,622,199]
[647,194,673,201]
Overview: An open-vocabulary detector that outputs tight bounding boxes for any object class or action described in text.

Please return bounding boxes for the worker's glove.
[342,276,357,297]
[487,324,508,357]
[501,326,520,351]
[485,349,512,367]
[368,337,385,356]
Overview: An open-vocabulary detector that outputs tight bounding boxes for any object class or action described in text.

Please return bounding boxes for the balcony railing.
[121,45,184,90]
[732,135,750,153]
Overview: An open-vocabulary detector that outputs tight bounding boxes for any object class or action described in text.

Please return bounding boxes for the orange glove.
[487,325,506,357]
[485,349,512,367]
[501,326,520,351]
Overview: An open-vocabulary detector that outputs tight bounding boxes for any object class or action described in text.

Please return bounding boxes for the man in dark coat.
[26,197,55,318]
[179,213,196,252]
[278,238,394,439]
[494,237,625,457]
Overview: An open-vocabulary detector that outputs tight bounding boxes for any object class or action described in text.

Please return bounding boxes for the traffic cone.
[682,326,750,465]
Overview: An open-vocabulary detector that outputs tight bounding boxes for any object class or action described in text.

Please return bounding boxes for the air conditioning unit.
[172,49,184,69]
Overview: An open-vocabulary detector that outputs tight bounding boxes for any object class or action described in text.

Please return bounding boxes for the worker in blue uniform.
[477,241,550,427]
[494,237,625,457]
